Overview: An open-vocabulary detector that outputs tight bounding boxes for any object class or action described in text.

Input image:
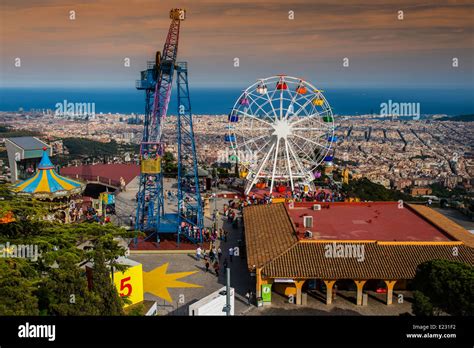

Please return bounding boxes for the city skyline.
[1,0,473,88]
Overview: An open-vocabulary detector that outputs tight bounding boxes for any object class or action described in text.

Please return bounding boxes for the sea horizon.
[0,86,473,116]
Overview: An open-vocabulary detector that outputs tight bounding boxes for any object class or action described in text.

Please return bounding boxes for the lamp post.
[213,172,218,232]
[223,267,231,316]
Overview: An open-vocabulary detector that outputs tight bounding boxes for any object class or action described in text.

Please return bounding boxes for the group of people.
[222,188,347,212]
[180,225,229,244]
[84,206,111,224]
[165,189,177,201]
[68,203,109,224]
[222,207,240,229]
[289,190,346,202]
[195,197,259,306]
[68,204,84,222]
[196,244,228,277]
[195,203,241,278]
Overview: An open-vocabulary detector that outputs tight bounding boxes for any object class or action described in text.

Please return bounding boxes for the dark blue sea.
[0,86,472,116]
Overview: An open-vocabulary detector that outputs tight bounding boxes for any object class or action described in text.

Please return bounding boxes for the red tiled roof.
[243,202,474,280]
[262,242,474,279]
[243,204,298,269]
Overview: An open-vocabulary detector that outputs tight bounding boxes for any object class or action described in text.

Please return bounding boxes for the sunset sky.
[0,0,473,88]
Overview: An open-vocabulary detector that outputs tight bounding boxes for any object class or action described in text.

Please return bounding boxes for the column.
[256,268,262,298]
[323,280,336,305]
[354,280,367,306]
[294,280,306,305]
[384,280,397,305]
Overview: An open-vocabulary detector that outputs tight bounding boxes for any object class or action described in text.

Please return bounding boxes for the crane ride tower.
[134,9,203,246]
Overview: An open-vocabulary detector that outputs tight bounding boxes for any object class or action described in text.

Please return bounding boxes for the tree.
[429,182,466,199]
[162,151,178,174]
[0,259,39,315]
[0,185,55,226]
[342,178,413,201]
[62,138,118,158]
[0,124,41,138]
[126,303,145,316]
[412,259,474,316]
[0,190,134,316]
[37,254,101,316]
[89,246,124,315]
[34,233,129,316]
[412,291,434,316]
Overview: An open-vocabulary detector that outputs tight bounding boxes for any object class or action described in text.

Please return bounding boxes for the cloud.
[0,0,472,87]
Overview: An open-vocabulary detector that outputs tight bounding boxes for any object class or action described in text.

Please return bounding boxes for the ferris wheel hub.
[272,119,292,139]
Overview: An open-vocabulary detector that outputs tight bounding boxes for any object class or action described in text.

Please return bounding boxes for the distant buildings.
[410,187,432,196]
[1,111,472,192]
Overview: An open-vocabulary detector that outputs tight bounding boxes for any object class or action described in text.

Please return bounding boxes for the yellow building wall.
[113,263,144,308]
[274,283,297,297]
[272,198,286,203]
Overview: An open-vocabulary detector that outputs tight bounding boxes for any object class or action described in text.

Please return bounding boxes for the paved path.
[113,176,139,227]
[247,290,414,316]
[117,177,253,315]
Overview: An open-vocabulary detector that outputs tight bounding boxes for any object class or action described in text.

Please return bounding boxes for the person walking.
[229,247,234,262]
[205,260,210,273]
[196,246,202,261]
[218,247,222,260]
[245,290,251,306]
[223,230,228,243]
[213,261,220,277]
[129,214,134,227]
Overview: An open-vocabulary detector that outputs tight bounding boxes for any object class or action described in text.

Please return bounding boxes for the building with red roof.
[60,163,139,189]
[243,202,474,307]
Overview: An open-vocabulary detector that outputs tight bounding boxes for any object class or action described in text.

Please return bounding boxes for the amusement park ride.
[227,75,336,195]
[134,9,203,245]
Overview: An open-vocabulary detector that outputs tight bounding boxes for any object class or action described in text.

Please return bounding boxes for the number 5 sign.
[119,277,132,297]
[113,261,144,308]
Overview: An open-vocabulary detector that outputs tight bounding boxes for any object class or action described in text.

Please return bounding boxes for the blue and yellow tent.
[13,148,85,199]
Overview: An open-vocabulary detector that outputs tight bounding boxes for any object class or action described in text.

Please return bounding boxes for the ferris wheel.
[226,75,335,195]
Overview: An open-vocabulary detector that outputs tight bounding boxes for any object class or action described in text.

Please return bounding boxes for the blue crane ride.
[134,8,203,246]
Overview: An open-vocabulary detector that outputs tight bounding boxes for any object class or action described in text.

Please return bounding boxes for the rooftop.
[262,242,474,279]
[61,163,139,186]
[286,202,453,242]
[243,202,474,273]
[6,136,48,150]
[243,204,297,269]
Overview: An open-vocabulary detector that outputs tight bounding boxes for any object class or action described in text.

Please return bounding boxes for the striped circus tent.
[13,148,85,199]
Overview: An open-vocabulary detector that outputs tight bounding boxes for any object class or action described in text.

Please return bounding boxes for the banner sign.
[262,284,272,302]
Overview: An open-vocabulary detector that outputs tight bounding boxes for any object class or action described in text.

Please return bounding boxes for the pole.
[225,267,231,316]
[213,172,218,231]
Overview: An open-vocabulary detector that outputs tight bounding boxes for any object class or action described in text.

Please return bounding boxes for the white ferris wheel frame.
[227,75,335,195]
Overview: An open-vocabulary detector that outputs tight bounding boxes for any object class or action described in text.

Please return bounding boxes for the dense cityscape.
[1,111,472,193]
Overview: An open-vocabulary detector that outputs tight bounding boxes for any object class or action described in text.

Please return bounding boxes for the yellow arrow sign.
[143,263,202,302]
